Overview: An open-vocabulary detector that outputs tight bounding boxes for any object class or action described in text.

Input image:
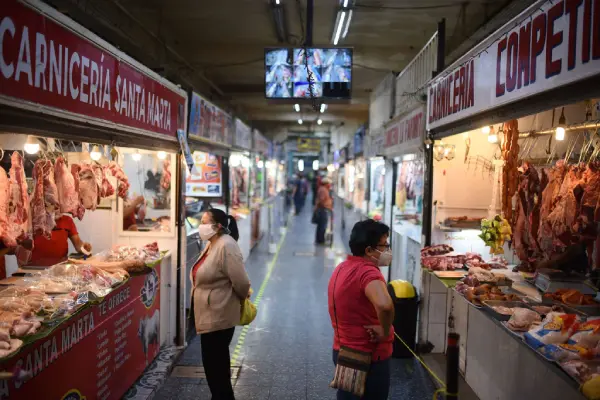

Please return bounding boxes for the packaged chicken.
[569,318,600,349]
[540,343,594,362]
[524,312,578,349]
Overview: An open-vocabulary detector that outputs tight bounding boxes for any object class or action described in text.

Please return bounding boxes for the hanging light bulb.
[317,118,323,125]
[294,104,300,112]
[298,119,303,125]
[298,159,304,171]
[320,103,327,113]
[90,145,102,161]
[556,107,566,141]
[257,160,264,168]
[482,126,491,135]
[462,132,469,139]
[487,126,498,143]
[24,136,40,155]
[312,160,319,170]
[157,151,167,160]
[132,151,142,161]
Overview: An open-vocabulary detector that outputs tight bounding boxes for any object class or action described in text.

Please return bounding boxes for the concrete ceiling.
[46,0,531,139]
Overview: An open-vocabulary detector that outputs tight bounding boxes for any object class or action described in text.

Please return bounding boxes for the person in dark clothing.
[312,174,319,205]
[292,174,306,215]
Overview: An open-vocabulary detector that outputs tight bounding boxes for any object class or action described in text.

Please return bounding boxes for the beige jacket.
[191,234,251,334]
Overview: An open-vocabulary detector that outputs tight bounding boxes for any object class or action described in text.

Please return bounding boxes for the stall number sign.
[297,138,321,152]
[427,0,600,131]
[0,0,186,138]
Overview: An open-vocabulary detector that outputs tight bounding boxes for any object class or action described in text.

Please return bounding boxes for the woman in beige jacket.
[192,208,251,400]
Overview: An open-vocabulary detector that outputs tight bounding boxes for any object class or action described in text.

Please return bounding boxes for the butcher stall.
[0,0,186,398]
[418,1,600,398]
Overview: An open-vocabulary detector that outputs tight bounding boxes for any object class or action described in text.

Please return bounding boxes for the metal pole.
[306,0,314,46]
[436,18,446,75]
[446,332,460,399]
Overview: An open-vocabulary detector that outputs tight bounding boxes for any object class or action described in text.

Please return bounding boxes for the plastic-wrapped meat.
[79,164,98,210]
[0,168,16,248]
[7,152,29,242]
[31,162,55,238]
[106,162,129,199]
[70,164,85,220]
[54,157,79,216]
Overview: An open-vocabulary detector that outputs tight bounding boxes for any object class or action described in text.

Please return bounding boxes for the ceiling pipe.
[519,120,600,137]
[108,0,225,97]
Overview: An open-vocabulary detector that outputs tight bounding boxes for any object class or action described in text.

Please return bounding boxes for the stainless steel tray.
[481,300,533,322]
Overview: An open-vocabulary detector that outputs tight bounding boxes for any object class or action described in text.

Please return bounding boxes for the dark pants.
[315,208,330,244]
[201,327,236,400]
[294,195,305,214]
[332,350,390,400]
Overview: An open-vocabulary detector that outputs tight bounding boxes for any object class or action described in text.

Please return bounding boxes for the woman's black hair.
[206,208,239,242]
[349,219,389,256]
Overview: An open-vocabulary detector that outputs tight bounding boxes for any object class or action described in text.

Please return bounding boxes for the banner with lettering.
[383,107,425,157]
[253,130,270,155]
[234,119,252,150]
[188,92,233,146]
[0,0,186,139]
[427,0,600,131]
[0,267,161,400]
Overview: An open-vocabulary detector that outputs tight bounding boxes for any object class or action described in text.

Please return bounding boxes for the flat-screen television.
[265,47,352,100]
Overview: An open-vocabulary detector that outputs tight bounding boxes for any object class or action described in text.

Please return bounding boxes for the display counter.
[421,270,584,400]
[0,253,168,400]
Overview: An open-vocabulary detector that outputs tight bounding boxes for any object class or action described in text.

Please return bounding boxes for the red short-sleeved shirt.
[328,255,394,361]
[29,215,78,266]
[192,251,209,283]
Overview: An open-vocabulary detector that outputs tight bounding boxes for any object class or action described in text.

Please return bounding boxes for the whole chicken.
[507,308,541,332]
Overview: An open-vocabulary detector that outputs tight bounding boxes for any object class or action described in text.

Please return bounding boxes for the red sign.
[0,266,161,400]
[0,0,186,138]
[384,108,425,149]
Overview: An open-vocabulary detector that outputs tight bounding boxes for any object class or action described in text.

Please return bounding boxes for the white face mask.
[372,248,392,267]
[198,224,217,241]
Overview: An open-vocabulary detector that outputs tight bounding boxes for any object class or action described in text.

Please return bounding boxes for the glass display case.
[229,152,251,215]
[368,157,385,220]
[353,157,367,214]
[251,155,265,205]
[392,153,424,236]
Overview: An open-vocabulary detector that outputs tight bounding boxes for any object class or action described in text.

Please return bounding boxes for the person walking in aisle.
[328,219,395,400]
[314,177,333,245]
[292,173,307,214]
[191,208,251,400]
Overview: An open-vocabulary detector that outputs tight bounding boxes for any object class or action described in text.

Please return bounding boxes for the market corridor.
[154,203,436,399]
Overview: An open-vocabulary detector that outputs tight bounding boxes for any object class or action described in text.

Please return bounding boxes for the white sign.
[364,132,385,158]
[383,107,425,156]
[427,0,600,131]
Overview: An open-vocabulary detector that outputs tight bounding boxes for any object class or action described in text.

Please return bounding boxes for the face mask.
[372,249,392,267]
[198,224,217,241]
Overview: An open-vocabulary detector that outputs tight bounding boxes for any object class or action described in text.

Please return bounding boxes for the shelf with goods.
[418,0,600,397]
[0,1,187,396]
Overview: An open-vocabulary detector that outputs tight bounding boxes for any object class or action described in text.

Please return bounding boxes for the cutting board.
[434,271,467,279]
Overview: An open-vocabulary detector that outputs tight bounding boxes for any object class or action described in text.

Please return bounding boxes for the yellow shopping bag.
[240,298,257,326]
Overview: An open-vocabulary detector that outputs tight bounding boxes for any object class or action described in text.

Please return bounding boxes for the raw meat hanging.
[54,157,79,217]
[78,164,98,211]
[7,152,30,242]
[70,164,85,220]
[501,120,519,222]
[0,167,16,248]
[160,158,171,191]
[31,161,54,239]
[106,162,129,199]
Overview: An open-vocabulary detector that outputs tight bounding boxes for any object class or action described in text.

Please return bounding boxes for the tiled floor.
[153,202,437,399]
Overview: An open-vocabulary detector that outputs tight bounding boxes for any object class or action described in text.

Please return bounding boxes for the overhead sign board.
[0,0,186,139]
[384,107,425,156]
[188,92,233,146]
[234,118,252,150]
[427,0,600,131]
[296,137,321,152]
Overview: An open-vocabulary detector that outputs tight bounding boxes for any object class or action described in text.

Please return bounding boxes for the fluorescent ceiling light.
[275,0,280,4]
[312,160,319,171]
[320,103,326,113]
[342,10,353,39]
[333,11,346,45]
[294,104,300,112]
[343,0,348,7]
[298,159,304,171]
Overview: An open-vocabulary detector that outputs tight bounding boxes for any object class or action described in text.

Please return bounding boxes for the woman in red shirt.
[27,215,91,267]
[328,219,394,399]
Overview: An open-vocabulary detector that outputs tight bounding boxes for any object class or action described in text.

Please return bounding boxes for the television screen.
[265,47,352,100]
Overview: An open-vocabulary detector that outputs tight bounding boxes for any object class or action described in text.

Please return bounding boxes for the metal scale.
[533,268,597,295]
